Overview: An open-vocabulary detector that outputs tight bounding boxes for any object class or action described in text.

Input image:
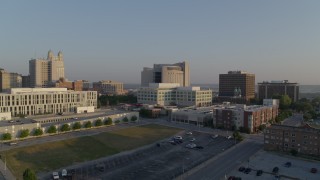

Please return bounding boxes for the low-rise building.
[93,80,124,95]
[0,88,97,116]
[264,124,320,156]
[137,83,212,107]
[170,107,213,127]
[214,100,279,133]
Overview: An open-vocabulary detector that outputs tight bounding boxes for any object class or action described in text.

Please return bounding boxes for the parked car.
[228,176,235,180]
[272,167,279,173]
[226,136,232,139]
[284,162,292,167]
[244,168,251,174]
[185,143,197,149]
[256,170,263,176]
[212,134,219,139]
[52,172,59,180]
[310,168,317,173]
[238,166,245,172]
[189,138,196,142]
[174,136,183,140]
[61,169,67,177]
[186,132,192,135]
[195,145,204,149]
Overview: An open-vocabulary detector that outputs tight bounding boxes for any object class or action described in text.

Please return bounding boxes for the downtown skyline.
[1,1,320,85]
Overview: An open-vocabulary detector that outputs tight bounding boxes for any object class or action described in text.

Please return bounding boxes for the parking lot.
[228,150,320,180]
[43,131,237,180]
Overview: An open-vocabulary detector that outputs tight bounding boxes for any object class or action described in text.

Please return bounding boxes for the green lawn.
[2,124,181,179]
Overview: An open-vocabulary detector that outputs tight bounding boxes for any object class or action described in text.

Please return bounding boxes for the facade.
[0,88,97,116]
[170,107,213,126]
[264,124,320,156]
[258,80,299,102]
[214,101,278,133]
[93,80,124,95]
[29,50,65,88]
[0,112,11,121]
[51,78,84,91]
[219,71,255,100]
[22,75,30,87]
[137,83,212,107]
[141,61,190,87]
[0,68,22,92]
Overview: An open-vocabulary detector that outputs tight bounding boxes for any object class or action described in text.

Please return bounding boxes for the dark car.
[174,139,183,144]
[310,168,317,173]
[195,146,204,149]
[272,167,279,173]
[256,170,263,176]
[284,162,292,167]
[228,176,235,180]
[244,168,251,174]
[238,166,245,172]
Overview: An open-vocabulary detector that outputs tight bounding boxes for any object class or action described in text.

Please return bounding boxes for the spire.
[47,50,54,60]
[58,51,63,61]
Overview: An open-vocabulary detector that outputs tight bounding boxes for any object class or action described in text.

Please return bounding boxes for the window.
[284,144,288,147]
[304,135,308,139]
[291,133,295,137]
[291,139,295,143]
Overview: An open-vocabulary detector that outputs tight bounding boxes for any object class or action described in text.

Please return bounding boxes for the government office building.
[0,88,97,116]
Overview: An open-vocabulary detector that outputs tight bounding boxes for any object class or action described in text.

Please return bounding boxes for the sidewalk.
[0,158,15,180]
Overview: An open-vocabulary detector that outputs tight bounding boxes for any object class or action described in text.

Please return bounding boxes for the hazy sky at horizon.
[1,1,320,85]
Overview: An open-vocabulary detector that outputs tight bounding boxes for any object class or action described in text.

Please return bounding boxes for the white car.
[212,134,219,139]
[226,136,232,139]
[61,169,67,177]
[174,136,183,140]
[186,132,192,135]
[189,138,196,142]
[186,143,197,149]
[52,172,59,180]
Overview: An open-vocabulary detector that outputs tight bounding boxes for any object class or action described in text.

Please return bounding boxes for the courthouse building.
[0,88,97,116]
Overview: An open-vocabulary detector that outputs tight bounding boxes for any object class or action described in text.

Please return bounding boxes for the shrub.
[47,125,57,134]
[2,133,12,140]
[20,129,30,138]
[115,120,121,124]
[73,122,81,130]
[123,117,129,122]
[33,128,43,136]
[84,121,92,128]
[23,168,37,180]
[131,115,137,122]
[60,124,71,132]
[104,117,113,125]
[95,119,103,127]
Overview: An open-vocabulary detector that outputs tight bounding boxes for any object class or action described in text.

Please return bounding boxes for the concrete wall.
[0,112,11,121]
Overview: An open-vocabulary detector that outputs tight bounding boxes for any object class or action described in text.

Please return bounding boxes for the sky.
[1,0,320,85]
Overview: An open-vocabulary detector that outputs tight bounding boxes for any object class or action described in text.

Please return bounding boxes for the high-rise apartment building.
[219,71,255,100]
[29,50,65,88]
[0,68,22,92]
[141,61,190,87]
[258,80,299,102]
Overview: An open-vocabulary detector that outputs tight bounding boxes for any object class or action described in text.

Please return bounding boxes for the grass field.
[2,124,181,179]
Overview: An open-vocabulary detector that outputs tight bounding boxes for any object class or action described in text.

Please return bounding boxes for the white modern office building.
[0,88,97,116]
[137,83,212,107]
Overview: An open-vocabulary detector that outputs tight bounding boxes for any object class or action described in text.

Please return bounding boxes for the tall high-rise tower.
[141,61,190,87]
[29,50,65,88]
[219,71,255,100]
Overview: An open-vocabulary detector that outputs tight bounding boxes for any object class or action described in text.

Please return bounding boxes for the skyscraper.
[141,61,190,87]
[0,68,22,92]
[219,71,255,100]
[29,50,65,88]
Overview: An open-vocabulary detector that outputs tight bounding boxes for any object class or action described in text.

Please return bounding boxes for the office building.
[93,80,124,95]
[213,100,278,133]
[264,124,320,156]
[51,78,85,91]
[141,61,190,87]
[29,50,65,88]
[0,88,97,116]
[258,80,299,102]
[137,83,212,107]
[219,71,255,100]
[0,68,22,92]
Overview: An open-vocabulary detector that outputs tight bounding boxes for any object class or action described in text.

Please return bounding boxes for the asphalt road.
[185,140,263,180]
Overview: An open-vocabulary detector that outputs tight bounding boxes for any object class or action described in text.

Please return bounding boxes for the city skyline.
[1,1,320,85]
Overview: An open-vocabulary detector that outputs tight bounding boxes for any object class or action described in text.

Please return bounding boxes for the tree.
[131,115,137,122]
[60,124,71,132]
[20,129,30,138]
[104,117,113,125]
[2,133,12,140]
[73,122,81,130]
[290,149,298,156]
[279,95,292,110]
[232,131,244,141]
[258,124,266,131]
[122,117,129,123]
[47,125,57,134]
[23,168,37,180]
[33,128,43,136]
[115,120,121,124]
[84,121,92,128]
[95,119,103,126]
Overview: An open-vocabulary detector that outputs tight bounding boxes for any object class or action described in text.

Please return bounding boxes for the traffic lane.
[185,141,263,180]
